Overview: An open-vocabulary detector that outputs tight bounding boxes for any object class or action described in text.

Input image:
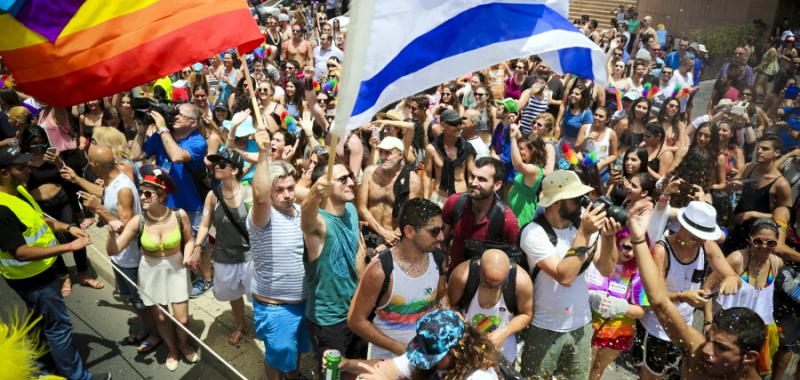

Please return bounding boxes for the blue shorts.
[253,300,310,372]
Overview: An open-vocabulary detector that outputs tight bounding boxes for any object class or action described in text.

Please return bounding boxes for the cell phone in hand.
[703,291,719,299]
[46,147,57,156]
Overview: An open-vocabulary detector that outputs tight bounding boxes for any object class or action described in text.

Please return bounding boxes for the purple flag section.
[13,0,86,42]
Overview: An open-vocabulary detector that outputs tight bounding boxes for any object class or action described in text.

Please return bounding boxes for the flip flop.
[77,274,104,289]
[227,328,247,346]
[125,331,149,345]
[137,337,162,354]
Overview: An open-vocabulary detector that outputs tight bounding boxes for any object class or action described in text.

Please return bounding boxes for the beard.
[558,203,582,222]
[468,185,493,201]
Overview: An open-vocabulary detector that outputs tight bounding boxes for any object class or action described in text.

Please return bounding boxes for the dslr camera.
[579,195,628,225]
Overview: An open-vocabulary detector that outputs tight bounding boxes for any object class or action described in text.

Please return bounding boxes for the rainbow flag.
[0,0,262,107]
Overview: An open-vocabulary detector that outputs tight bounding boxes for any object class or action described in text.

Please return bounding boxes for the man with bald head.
[78,144,154,348]
[448,249,533,363]
[462,109,490,159]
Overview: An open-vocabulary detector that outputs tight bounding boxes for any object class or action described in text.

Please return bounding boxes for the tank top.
[640,238,706,341]
[716,254,775,324]
[38,108,77,152]
[647,147,663,174]
[371,252,440,359]
[465,289,516,363]
[104,173,142,268]
[583,127,612,163]
[734,169,780,215]
[211,187,252,264]
[519,92,550,136]
[217,69,237,103]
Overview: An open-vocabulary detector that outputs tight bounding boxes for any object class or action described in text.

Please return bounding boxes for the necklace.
[222,184,242,200]
[145,209,172,224]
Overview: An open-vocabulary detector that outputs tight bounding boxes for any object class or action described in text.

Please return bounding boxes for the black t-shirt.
[546,76,564,117]
[0,203,58,291]
[0,112,15,140]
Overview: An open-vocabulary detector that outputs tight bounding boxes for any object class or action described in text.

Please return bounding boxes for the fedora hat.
[678,201,723,241]
[539,170,594,208]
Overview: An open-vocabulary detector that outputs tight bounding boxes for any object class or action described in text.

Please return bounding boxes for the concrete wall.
[638,0,780,38]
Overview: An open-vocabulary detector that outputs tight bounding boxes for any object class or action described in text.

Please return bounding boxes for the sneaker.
[91,373,112,380]
[190,279,212,299]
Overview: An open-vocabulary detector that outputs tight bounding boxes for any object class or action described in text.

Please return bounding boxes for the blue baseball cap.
[406,309,464,370]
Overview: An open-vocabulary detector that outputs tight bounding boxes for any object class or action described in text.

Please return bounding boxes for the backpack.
[444,193,528,272]
[375,249,446,309]
[519,214,594,282]
[455,257,519,315]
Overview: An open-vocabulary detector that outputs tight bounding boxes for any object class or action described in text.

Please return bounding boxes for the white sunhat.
[677,201,723,241]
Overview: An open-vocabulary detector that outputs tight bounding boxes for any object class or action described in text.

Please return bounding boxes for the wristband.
[565,246,589,257]
[157,126,169,135]
[631,238,647,245]
[703,320,712,326]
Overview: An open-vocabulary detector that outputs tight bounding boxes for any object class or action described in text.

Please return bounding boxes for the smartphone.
[703,291,719,299]
[46,147,57,156]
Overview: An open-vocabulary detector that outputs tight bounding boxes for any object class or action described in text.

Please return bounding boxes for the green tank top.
[305,202,361,326]
[508,169,543,227]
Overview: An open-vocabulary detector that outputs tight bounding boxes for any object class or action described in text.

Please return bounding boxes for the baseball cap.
[278,13,289,22]
[539,170,594,208]
[376,136,404,152]
[0,146,31,169]
[623,91,642,101]
[406,310,464,370]
[222,116,256,137]
[208,148,245,171]
[439,109,465,125]
[213,100,229,112]
[678,201,723,241]
[495,98,519,113]
[139,165,176,194]
[697,44,708,53]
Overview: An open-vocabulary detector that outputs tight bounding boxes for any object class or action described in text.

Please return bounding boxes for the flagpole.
[326,133,338,180]
[234,49,266,132]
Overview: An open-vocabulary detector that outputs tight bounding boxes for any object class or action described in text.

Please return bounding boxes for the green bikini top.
[138,211,183,252]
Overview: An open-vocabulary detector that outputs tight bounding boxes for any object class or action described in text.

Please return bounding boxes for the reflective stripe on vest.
[0,186,58,280]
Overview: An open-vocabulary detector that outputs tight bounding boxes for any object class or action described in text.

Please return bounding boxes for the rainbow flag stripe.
[0,0,262,106]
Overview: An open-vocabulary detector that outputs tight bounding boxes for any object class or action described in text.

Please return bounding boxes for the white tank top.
[717,257,775,324]
[104,173,142,268]
[640,239,705,341]
[370,252,441,359]
[583,127,612,162]
[465,290,516,362]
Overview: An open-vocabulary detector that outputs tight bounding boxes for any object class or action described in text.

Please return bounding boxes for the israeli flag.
[332,0,608,136]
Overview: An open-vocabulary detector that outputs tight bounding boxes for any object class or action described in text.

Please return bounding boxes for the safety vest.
[0,186,58,280]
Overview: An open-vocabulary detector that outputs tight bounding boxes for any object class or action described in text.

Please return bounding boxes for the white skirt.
[138,254,190,306]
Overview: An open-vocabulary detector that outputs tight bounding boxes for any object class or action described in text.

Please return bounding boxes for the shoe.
[183,349,199,363]
[166,357,179,371]
[91,373,112,380]
[189,279,212,299]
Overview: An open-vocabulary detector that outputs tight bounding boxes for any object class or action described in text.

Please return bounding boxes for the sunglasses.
[182,70,191,74]
[618,244,633,252]
[327,64,336,68]
[515,66,525,70]
[29,143,48,151]
[214,161,230,169]
[334,173,354,184]
[425,226,445,236]
[751,237,778,248]
[475,93,488,97]
[742,92,753,96]
[141,190,158,199]
[292,29,302,33]
[321,38,330,42]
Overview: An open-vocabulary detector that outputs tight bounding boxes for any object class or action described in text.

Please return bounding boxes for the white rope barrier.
[84,242,250,380]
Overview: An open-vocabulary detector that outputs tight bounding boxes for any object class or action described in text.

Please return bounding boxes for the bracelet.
[703,320,713,326]
[565,246,589,257]
[157,126,169,135]
[631,238,646,245]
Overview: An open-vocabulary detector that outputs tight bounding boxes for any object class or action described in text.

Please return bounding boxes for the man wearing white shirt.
[463,109,490,159]
[666,56,695,114]
[312,33,343,80]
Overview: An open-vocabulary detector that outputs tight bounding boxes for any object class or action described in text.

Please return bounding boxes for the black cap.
[439,109,465,125]
[0,146,31,169]
[208,148,244,171]
[213,100,229,111]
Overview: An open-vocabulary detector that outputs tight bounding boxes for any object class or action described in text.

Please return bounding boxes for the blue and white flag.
[333,0,608,136]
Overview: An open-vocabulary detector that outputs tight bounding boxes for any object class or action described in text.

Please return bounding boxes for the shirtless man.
[425,109,476,207]
[357,137,422,254]
[282,23,313,69]
[627,199,764,380]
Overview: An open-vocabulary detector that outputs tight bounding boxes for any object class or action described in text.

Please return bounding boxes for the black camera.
[579,195,628,225]
[131,97,178,127]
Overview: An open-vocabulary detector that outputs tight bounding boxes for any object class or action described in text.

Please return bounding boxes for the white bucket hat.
[539,170,594,208]
[678,201,723,241]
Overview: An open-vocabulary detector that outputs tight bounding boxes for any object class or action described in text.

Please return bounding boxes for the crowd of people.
[2,1,800,379]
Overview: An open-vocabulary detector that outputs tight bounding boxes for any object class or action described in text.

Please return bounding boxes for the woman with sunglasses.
[20,125,103,296]
[654,97,688,148]
[436,84,464,116]
[503,59,529,100]
[256,81,284,129]
[587,228,648,380]
[703,219,783,376]
[107,165,198,371]
[194,149,252,346]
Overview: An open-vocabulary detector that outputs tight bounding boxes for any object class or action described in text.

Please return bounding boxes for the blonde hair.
[7,106,31,126]
[535,113,558,142]
[92,127,130,161]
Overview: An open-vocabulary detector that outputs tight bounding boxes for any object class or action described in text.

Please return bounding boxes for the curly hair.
[439,324,498,380]
[520,135,548,167]
[670,147,716,208]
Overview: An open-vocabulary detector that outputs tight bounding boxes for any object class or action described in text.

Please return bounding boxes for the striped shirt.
[519,91,550,137]
[247,204,305,302]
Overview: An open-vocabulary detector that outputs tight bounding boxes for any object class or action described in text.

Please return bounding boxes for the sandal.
[137,336,162,354]
[77,273,104,289]
[60,275,72,297]
[227,328,247,346]
[125,331,149,345]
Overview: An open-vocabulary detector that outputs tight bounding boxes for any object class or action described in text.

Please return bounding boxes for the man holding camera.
[518,170,621,379]
[130,105,211,296]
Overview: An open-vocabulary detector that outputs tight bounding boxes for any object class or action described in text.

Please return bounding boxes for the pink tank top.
[38,108,77,152]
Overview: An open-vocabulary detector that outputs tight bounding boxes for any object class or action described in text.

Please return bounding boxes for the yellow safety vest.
[0,186,58,280]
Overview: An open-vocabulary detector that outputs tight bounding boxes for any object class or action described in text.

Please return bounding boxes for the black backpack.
[444,193,528,272]
[455,257,519,316]
[519,214,594,282]
[375,249,447,309]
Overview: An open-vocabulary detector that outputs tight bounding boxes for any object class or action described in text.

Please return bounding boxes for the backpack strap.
[375,249,394,306]
[432,249,446,276]
[457,258,482,312]
[444,193,469,225]
[486,197,508,242]
[503,264,518,316]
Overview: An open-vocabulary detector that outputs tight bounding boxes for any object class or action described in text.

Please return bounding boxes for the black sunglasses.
[214,161,230,169]
[334,173,354,184]
[425,226,445,236]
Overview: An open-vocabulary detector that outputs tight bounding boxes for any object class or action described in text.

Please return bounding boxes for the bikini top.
[139,214,182,252]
